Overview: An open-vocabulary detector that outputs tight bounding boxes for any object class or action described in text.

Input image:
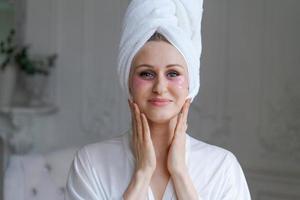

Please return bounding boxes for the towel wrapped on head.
[117,0,204,101]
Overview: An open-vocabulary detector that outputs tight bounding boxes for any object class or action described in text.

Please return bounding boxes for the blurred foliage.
[0,29,57,76]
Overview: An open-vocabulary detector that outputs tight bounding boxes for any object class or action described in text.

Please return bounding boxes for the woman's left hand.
[167,98,191,175]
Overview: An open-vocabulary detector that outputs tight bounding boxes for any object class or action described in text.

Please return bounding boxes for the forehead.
[132,41,187,69]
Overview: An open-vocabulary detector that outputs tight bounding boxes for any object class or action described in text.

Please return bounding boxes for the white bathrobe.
[65,131,251,200]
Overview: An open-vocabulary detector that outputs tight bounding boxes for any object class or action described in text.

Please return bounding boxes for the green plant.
[0,29,57,76]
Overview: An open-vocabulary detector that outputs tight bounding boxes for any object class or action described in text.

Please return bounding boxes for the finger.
[128,99,133,119]
[141,113,151,142]
[134,103,143,141]
[184,98,191,116]
[127,100,134,130]
[184,123,188,132]
[174,112,184,136]
[181,99,191,126]
[128,100,137,155]
[129,101,137,132]
[184,99,191,132]
[132,103,139,145]
[128,100,135,131]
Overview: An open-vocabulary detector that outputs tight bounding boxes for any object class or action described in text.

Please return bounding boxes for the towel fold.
[118,0,204,101]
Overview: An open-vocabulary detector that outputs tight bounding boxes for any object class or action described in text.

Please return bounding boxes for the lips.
[148,98,172,106]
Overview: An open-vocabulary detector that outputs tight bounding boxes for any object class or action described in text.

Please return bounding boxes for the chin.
[145,111,177,124]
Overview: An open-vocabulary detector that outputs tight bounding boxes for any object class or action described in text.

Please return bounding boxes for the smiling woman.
[65,0,251,199]
[129,40,189,124]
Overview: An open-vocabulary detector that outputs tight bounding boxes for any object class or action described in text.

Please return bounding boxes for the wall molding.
[257,191,300,200]
[257,0,300,160]
[246,167,300,185]
[80,0,129,137]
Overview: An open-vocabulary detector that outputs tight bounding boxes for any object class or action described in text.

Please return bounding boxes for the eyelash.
[138,70,180,79]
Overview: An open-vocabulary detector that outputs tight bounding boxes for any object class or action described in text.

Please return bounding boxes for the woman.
[66,0,251,199]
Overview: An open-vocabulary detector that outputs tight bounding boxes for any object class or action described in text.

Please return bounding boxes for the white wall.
[0,2,14,42]
[24,0,130,152]
[23,0,300,199]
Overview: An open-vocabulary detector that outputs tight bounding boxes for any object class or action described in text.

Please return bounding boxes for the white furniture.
[0,104,57,154]
[0,113,14,200]
[4,147,78,200]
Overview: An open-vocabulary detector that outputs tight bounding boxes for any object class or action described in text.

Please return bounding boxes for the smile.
[148,98,172,106]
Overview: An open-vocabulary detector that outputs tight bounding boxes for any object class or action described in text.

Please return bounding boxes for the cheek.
[169,77,188,90]
[131,76,150,92]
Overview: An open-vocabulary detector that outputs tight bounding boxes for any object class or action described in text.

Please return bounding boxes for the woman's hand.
[128,100,156,174]
[123,100,156,200]
[167,98,191,175]
[167,99,199,200]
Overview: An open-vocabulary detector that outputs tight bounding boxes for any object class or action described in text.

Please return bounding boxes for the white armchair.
[4,147,78,200]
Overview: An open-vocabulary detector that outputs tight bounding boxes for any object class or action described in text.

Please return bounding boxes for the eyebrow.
[134,64,184,69]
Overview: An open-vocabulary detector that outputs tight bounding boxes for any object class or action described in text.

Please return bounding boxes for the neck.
[147,116,178,160]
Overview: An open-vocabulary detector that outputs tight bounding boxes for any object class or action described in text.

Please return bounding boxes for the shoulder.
[189,135,237,161]
[66,135,128,200]
[74,133,128,168]
[83,134,125,154]
[187,135,251,199]
[187,135,242,173]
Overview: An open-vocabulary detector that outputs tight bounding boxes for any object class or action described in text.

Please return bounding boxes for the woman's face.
[129,40,189,124]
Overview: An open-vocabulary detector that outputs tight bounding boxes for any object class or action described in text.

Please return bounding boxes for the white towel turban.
[117,0,204,101]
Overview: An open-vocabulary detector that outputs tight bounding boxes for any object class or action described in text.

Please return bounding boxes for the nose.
[152,74,167,94]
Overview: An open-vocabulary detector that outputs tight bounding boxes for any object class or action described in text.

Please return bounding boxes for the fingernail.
[127,99,131,108]
[128,99,133,109]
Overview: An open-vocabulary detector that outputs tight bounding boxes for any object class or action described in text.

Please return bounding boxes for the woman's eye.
[167,71,180,78]
[139,71,155,79]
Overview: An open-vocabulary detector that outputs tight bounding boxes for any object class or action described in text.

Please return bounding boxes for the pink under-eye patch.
[169,76,187,89]
[131,75,150,88]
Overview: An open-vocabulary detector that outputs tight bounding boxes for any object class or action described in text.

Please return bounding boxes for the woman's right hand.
[123,100,156,199]
[129,100,156,174]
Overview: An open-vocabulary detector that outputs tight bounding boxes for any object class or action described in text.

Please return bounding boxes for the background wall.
[0,1,14,50]
[0,0,25,57]
[23,0,130,152]
[19,0,300,199]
